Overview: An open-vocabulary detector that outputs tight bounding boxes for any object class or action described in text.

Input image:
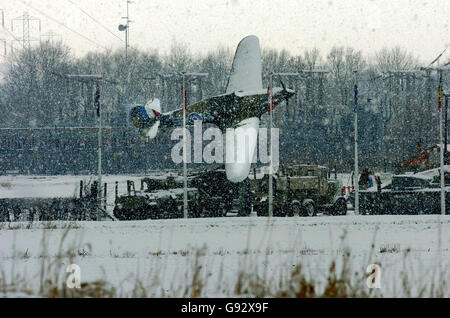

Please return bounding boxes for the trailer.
[354,173,450,215]
[113,168,253,220]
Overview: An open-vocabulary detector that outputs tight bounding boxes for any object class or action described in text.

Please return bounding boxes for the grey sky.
[0,0,449,64]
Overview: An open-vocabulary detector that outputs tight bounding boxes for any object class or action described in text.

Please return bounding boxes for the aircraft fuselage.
[132,88,290,132]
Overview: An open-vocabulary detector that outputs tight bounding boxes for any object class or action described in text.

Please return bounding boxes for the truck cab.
[252,164,346,217]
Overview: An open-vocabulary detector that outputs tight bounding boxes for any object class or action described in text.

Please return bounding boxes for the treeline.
[0,41,444,171]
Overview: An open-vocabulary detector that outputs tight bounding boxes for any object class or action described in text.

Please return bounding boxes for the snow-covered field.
[0,173,182,220]
[0,215,448,297]
[1,173,448,297]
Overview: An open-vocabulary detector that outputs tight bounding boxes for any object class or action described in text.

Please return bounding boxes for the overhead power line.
[429,45,448,67]
[0,23,23,54]
[65,0,125,43]
[18,0,109,51]
[1,22,22,43]
[40,30,61,44]
[11,12,41,49]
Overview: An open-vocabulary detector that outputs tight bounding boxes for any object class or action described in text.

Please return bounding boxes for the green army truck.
[251,164,347,217]
[113,168,253,220]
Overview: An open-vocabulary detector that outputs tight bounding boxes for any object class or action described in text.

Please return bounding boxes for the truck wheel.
[303,202,316,217]
[290,202,302,216]
[333,198,347,216]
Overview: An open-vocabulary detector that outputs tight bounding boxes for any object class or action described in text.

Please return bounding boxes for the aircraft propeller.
[278,75,295,107]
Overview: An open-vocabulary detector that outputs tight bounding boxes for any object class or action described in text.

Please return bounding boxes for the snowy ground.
[1,172,448,297]
[0,172,183,220]
[0,215,448,297]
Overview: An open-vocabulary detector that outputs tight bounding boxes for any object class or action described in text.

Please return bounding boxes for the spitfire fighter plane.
[129,35,295,183]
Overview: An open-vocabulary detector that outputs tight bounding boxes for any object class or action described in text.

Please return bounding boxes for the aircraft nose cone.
[130,106,150,128]
[283,89,295,100]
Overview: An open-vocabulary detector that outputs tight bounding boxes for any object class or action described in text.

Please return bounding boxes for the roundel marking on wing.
[188,113,203,124]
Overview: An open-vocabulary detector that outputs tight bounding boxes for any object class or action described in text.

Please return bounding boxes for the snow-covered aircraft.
[129,35,295,182]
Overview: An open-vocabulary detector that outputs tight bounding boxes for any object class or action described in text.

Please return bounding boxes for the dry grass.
[0,182,12,189]
[379,244,401,254]
[0,223,447,298]
[0,221,81,231]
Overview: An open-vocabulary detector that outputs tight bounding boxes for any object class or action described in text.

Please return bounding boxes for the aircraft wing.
[225,116,259,183]
[223,35,262,182]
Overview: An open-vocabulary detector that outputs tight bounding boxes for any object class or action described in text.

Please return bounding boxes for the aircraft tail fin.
[129,98,161,139]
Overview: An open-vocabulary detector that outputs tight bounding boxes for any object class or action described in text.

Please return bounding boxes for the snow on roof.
[428,144,450,152]
[394,174,432,181]
[436,144,450,151]
[415,165,450,178]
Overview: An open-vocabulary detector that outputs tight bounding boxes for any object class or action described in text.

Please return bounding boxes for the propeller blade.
[278,75,287,91]
[278,75,292,106]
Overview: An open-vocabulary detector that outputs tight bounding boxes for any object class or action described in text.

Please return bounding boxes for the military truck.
[189,168,253,216]
[113,177,201,220]
[355,172,450,215]
[113,168,253,220]
[251,164,347,217]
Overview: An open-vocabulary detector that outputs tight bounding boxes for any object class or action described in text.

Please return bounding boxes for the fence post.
[91,181,98,221]
[103,182,107,213]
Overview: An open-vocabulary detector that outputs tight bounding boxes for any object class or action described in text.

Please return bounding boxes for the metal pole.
[438,69,445,216]
[177,72,207,218]
[354,70,359,216]
[97,79,103,221]
[124,29,128,108]
[182,72,188,218]
[266,72,299,217]
[125,26,128,62]
[120,0,132,106]
[126,1,129,61]
[268,72,273,218]
[67,74,103,219]
[445,95,448,165]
